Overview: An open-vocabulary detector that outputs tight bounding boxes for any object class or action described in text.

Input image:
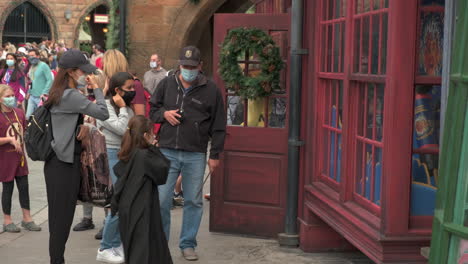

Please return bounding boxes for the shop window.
[353,0,388,74]
[351,1,388,209]
[418,0,445,76]
[410,0,444,216]
[318,0,347,187]
[320,0,346,73]
[226,30,288,128]
[354,82,384,205]
[321,80,344,183]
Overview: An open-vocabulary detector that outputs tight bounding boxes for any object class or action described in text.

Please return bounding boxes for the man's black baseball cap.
[59,49,97,74]
[179,46,201,66]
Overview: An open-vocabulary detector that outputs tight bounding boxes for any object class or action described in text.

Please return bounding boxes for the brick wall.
[0,0,110,49]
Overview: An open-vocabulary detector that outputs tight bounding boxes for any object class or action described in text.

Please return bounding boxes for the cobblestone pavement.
[0,159,374,264]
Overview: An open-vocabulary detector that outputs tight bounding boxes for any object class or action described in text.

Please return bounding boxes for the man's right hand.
[164,109,181,126]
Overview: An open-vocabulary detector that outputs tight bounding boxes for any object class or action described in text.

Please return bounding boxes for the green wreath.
[219,27,284,100]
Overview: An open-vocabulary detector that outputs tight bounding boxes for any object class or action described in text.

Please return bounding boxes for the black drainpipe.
[119,0,127,54]
[278,0,305,247]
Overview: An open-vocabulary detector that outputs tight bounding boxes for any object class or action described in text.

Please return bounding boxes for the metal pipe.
[278,0,304,247]
[119,0,126,54]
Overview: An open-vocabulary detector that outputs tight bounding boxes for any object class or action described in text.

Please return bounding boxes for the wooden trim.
[380,0,418,235]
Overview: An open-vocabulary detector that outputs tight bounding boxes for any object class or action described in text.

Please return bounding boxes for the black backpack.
[24,105,54,161]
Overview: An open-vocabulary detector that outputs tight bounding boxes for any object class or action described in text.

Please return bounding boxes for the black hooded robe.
[111,146,173,264]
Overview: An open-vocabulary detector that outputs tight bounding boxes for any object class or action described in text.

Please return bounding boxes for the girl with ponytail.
[111,115,172,264]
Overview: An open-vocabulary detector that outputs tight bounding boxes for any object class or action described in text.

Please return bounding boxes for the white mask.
[150,61,158,69]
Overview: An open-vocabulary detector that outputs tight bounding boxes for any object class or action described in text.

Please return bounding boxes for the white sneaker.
[96,248,125,264]
[114,245,125,258]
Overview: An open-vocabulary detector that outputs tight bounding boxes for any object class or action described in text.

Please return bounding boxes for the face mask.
[6,60,15,67]
[29,57,39,65]
[121,90,136,106]
[181,68,199,83]
[150,61,158,69]
[53,55,57,60]
[2,97,16,108]
[77,75,87,87]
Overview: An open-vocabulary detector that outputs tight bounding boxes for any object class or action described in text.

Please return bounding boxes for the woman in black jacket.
[111,115,173,264]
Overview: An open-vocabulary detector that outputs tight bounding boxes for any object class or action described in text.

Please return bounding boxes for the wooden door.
[210,13,290,238]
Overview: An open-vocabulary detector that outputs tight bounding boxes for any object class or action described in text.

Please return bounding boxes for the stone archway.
[163,0,257,75]
[164,0,264,69]
[73,0,112,48]
[0,0,58,44]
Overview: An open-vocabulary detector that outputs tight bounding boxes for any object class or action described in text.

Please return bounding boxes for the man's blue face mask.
[181,68,199,83]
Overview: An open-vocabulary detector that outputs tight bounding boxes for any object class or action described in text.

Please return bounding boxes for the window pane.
[373,147,383,205]
[321,80,343,183]
[327,24,333,72]
[268,97,286,128]
[341,22,345,72]
[247,98,266,127]
[328,0,335,20]
[247,63,261,77]
[381,13,388,74]
[448,237,468,264]
[333,23,341,72]
[371,14,380,74]
[361,16,370,74]
[334,0,342,18]
[373,0,380,10]
[322,129,330,176]
[354,16,370,73]
[413,85,441,149]
[356,140,364,194]
[418,11,444,76]
[364,0,371,12]
[355,82,385,205]
[238,63,247,76]
[356,142,373,198]
[410,85,441,215]
[376,83,385,141]
[321,25,327,72]
[354,18,361,73]
[227,96,244,126]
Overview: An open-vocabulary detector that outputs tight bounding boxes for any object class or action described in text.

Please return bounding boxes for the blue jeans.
[159,148,206,250]
[25,95,41,120]
[100,148,121,250]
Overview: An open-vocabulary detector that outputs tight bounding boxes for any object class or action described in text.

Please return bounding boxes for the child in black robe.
[111,115,173,264]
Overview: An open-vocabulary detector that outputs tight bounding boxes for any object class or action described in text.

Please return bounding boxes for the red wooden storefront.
[299,0,443,263]
[210,0,444,263]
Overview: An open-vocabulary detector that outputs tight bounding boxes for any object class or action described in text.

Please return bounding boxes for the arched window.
[3,1,51,44]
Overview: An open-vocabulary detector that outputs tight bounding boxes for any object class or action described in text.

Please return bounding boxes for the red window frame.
[315,0,389,216]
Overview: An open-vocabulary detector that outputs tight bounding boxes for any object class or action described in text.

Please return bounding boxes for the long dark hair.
[0,53,21,82]
[118,115,153,162]
[107,72,133,115]
[45,68,76,106]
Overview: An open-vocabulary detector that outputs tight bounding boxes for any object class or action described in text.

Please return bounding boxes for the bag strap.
[1,109,22,140]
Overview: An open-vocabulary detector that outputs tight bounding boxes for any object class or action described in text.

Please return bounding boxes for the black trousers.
[44,155,81,264]
[2,175,30,215]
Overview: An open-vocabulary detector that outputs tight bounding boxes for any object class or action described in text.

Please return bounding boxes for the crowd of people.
[0,40,226,264]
